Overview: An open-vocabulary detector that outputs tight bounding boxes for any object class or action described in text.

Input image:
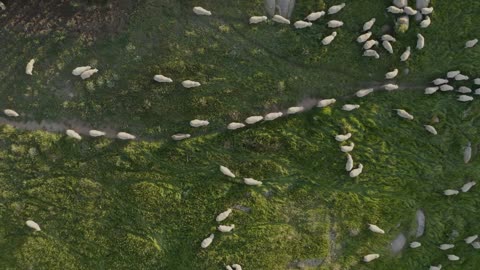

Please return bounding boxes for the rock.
[233,205,251,213]
[296,258,323,269]
[265,0,296,18]
[391,233,407,253]
[393,0,408,8]
[416,210,425,237]
[264,0,275,16]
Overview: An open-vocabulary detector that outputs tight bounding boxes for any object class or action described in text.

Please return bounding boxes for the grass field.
[0,0,480,269]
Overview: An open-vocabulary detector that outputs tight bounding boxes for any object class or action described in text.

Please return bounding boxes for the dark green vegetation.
[0,0,480,269]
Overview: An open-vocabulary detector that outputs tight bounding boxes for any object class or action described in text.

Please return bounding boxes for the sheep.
[382,41,394,54]
[404,6,417,15]
[439,244,454,250]
[346,154,353,171]
[305,11,325,21]
[72,66,91,76]
[244,178,263,186]
[341,142,355,153]
[475,78,480,85]
[356,88,374,97]
[387,6,404,14]
[182,80,201,88]
[422,7,434,14]
[458,86,472,93]
[363,18,376,31]
[473,242,480,249]
[227,122,246,130]
[327,20,344,28]
[272,14,290,24]
[0,1,5,10]
[444,189,459,196]
[66,129,82,140]
[89,130,106,137]
[424,87,439,94]
[432,78,448,85]
[384,84,399,91]
[201,234,214,248]
[447,71,460,78]
[232,264,243,270]
[424,125,437,135]
[249,16,267,24]
[429,265,442,270]
[153,75,173,83]
[245,116,263,124]
[117,132,136,140]
[447,255,459,261]
[381,34,396,42]
[264,112,283,121]
[394,109,414,120]
[4,109,19,117]
[322,32,337,45]
[342,104,360,111]
[457,95,473,102]
[220,165,235,178]
[172,134,191,141]
[294,20,312,29]
[461,181,476,192]
[476,88,480,95]
[216,208,232,222]
[410,242,422,248]
[363,50,380,59]
[335,133,352,142]
[455,74,469,81]
[25,59,35,75]
[363,40,379,50]
[385,69,398,79]
[420,16,431,28]
[368,224,385,234]
[357,32,372,43]
[400,46,411,61]
[465,39,478,48]
[317,98,336,107]
[26,220,41,231]
[81,68,98,80]
[464,142,472,163]
[226,266,233,270]
[349,163,363,177]
[193,6,211,16]
[328,3,345,14]
[363,254,380,262]
[439,85,454,91]
[190,119,209,127]
[287,106,304,114]
[417,34,425,49]
[465,235,478,244]
[218,224,235,232]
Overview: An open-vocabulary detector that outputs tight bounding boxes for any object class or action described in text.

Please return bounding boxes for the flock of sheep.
[5,1,479,269]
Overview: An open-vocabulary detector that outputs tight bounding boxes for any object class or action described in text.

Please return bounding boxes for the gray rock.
[391,233,407,253]
[291,258,324,269]
[264,0,296,18]
[233,205,251,213]
[393,0,408,8]
[416,210,425,237]
[264,0,275,17]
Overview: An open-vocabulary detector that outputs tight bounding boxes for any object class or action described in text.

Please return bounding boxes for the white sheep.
[232,264,242,270]
[455,74,469,81]
[89,130,106,137]
[400,46,411,61]
[322,32,337,45]
[385,69,398,79]
[218,224,235,232]
[429,265,442,270]
[245,116,263,124]
[475,78,480,85]
[363,18,376,31]
[328,3,345,14]
[342,104,360,111]
[201,234,214,248]
[464,142,472,164]
[461,181,476,192]
[476,88,480,95]
[424,125,437,135]
[472,242,480,249]
[193,6,211,16]
[439,85,454,91]
[410,242,422,248]
[420,16,431,28]
[190,119,209,127]
[381,34,396,42]
[368,224,385,234]
[432,78,448,85]
[0,1,5,10]
[387,6,403,14]
[66,129,82,140]
[404,6,417,15]
[264,112,283,121]
[4,109,19,117]
[220,165,235,178]
[72,66,91,76]
[443,189,459,196]
[327,20,344,28]
[357,32,372,43]
[117,132,136,140]
[182,80,201,88]
[356,88,374,97]
[382,41,394,54]
[341,142,355,153]
[249,16,267,24]
[421,7,433,14]
[25,59,35,75]
[465,235,478,244]
[244,178,263,186]
[287,106,304,114]
[457,95,473,102]
[226,266,233,270]
[346,154,353,171]
[305,11,325,21]
[216,208,232,222]
[363,40,379,50]
[26,220,41,231]
[349,163,363,177]
[384,84,399,91]
[417,34,425,49]
[335,133,352,142]
[363,254,380,262]
[153,74,173,83]
[394,109,414,120]
[458,86,472,93]
[447,71,460,78]
[465,39,478,48]
[363,49,380,59]
[227,122,246,130]
[424,87,439,94]
[439,244,454,250]
[81,68,98,80]
[317,98,336,107]
[294,20,312,29]
[172,134,191,141]
[272,14,290,24]
[447,255,459,261]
